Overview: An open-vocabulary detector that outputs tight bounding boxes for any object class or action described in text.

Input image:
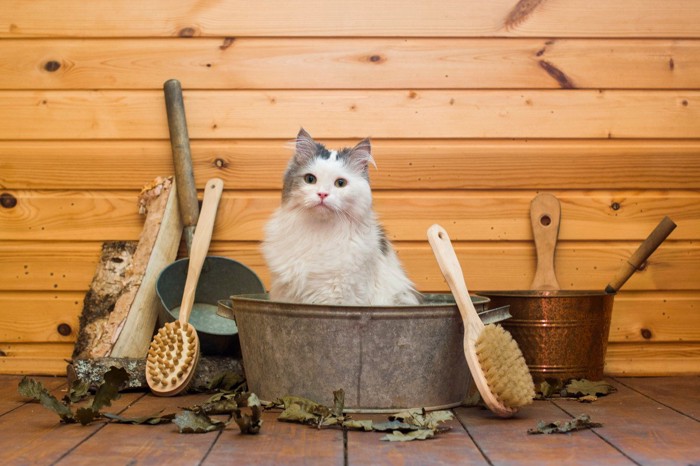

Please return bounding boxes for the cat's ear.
[294,127,317,165]
[348,137,377,171]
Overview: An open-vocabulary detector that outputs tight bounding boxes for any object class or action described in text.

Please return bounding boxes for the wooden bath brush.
[146,178,224,396]
[428,224,534,418]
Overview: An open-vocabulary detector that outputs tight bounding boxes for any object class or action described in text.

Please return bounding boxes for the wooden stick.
[164,79,199,255]
[605,216,677,293]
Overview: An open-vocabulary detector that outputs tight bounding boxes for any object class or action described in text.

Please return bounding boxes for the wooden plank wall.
[1,0,699,375]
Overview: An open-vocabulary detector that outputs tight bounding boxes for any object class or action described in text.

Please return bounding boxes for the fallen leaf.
[278,403,318,424]
[274,391,451,440]
[195,398,239,415]
[528,413,603,435]
[174,409,227,433]
[343,420,373,431]
[390,408,453,430]
[74,366,130,425]
[462,391,482,407]
[103,411,176,425]
[332,389,344,418]
[205,371,245,392]
[566,380,616,398]
[371,420,417,432]
[276,395,325,412]
[91,367,128,412]
[535,380,564,399]
[381,429,435,442]
[232,392,263,435]
[63,379,90,404]
[74,407,100,425]
[18,377,74,423]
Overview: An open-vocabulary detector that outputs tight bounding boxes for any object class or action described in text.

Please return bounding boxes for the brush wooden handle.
[427,225,483,335]
[530,193,561,290]
[164,79,199,255]
[427,224,515,418]
[179,178,224,324]
[605,216,677,294]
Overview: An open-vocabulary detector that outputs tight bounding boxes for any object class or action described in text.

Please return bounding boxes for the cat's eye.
[303,174,317,184]
[335,178,347,188]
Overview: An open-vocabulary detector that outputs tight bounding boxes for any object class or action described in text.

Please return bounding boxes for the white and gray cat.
[262,128,421,306]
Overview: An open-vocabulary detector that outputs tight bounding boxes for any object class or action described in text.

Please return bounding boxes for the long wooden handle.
[179,178,224,324]
[164,79,199,255]
[605,216,677,294]
[427,224,482,333]
[530,193,561,290]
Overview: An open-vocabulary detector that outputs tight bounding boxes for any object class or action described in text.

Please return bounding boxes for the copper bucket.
[481,194,676,384]
[477,290,614,383]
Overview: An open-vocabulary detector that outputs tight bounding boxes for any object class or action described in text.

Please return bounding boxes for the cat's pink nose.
[317,192,329,200]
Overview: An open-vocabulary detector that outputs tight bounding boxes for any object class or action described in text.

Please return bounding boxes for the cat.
[262,128,421,306]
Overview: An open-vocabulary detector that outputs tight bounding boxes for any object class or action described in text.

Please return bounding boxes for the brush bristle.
[475,324,535,409]
[146,321,197,392]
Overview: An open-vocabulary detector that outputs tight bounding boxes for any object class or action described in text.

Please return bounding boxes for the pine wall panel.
[1,0,699,375]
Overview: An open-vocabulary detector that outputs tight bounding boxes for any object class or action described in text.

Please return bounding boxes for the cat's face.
[281,129,375,221]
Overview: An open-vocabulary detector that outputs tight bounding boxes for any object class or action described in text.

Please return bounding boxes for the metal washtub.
[228,293,510,412]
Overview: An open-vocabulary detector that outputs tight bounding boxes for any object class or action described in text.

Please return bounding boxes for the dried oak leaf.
[63,379,90,404]
[528,413,603,435]
[566,380,616,398]
[18,377,74,423]
[232,392,263,435]
[390,408,453,431]
[204,371,245,392]
[381,429,435,442]
[371,420,416,432]
[74,366,130,425]
[535,380,564,399]
[278,403,319,424]
[342,419,374,431]
[174,409,227,434]
[103,411,176,425]
[195,398,240,415]
[276,394,335,425]
[91,366,129,412]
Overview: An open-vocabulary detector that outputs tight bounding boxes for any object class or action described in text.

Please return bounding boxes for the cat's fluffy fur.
[262,128,420,306]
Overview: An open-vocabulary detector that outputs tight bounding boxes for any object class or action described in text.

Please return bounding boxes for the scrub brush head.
[145,320,199,396]
[475,324,535,408]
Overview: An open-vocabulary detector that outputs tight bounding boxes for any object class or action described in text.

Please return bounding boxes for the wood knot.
[57,323,73,336]
[0,193,17,209]
[44,60,61,72]
[610,202,621,211]
[220,37,236,50]
[178,27,198,37]
[640,328,652,340]
[539,60,575,89]
[213,158,228,169]
[368,54,385,63]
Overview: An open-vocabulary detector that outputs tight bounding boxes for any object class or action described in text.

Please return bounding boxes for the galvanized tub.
[229,293,510,412]
[477,290,614,384]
